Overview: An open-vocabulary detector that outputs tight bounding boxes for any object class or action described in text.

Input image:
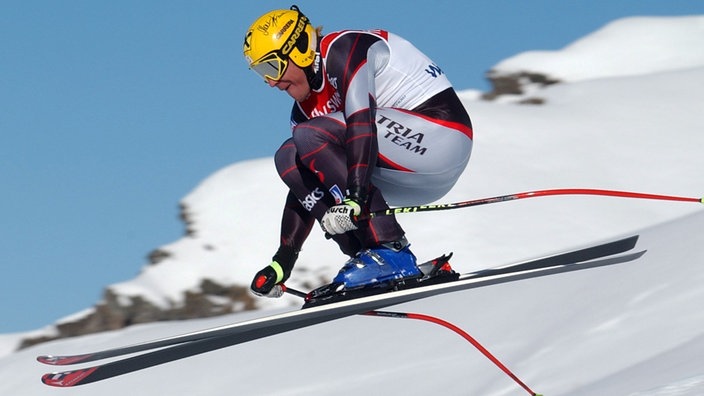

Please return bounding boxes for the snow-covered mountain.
[2,15,704,395]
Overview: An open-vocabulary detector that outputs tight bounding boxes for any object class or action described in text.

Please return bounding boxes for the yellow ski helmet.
[243,5,317,81]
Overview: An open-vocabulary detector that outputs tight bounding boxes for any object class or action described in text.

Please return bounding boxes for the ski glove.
[251,245,298,298]
[320,198,362,235]
[251,263,286,297]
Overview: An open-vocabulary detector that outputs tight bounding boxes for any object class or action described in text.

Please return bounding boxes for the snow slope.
[493,15,704,82]
[1,15,703,396]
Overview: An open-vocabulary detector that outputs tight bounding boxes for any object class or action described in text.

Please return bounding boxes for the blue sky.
[2,1,703,334]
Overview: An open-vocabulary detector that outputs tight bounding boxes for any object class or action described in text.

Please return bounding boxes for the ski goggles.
[249,51,289,81]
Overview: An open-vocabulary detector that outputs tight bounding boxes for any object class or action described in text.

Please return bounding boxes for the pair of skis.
[38,235,645,389]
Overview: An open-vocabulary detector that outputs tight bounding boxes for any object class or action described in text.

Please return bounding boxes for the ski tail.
[465,235,638,279]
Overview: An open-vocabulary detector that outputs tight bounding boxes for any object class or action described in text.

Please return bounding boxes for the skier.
[244,5,473,298]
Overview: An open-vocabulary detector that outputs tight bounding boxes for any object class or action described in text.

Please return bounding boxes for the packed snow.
[1,15,703,395]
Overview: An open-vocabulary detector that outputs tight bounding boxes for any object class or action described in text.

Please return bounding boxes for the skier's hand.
[251,263,285,298]
[251,246,298,298]
[321,198,362,235]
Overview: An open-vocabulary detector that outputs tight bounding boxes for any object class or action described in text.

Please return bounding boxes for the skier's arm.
[251,192,313,296]
[324,32,386,203]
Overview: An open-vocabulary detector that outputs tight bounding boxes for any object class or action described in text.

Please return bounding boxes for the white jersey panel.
[370,32,452,110]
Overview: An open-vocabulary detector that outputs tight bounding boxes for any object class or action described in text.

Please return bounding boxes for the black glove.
[250,245,298,298]
[251,265,284,297]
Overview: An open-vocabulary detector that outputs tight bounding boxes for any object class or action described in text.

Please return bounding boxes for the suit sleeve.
[323,32,385,202]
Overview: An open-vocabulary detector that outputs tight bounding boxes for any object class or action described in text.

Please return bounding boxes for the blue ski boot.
[332,237,422,290]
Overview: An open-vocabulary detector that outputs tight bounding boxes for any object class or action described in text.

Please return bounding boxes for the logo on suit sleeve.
[425,63,444,78]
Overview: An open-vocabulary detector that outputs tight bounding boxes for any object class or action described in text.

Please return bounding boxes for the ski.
[38,235,638,367]
[40,236,643,387]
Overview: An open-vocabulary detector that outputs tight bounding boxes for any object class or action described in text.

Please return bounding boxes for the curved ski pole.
[364,311,542,396]
[365,188,703,218]
[284,287,542,396]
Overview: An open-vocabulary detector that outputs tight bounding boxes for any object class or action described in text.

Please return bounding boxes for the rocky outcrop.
[19,278,257,350]
[482,70,560,103]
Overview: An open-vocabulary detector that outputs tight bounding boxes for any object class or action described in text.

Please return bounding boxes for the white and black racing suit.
[273,29,473,264]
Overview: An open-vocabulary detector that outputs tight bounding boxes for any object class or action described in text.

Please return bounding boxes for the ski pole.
[280,284,307,299]
[284,287,542,396]
[364,311,542,396]
[367,188,703,218]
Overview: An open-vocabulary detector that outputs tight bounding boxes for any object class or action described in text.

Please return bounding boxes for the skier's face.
[266,62,310,102]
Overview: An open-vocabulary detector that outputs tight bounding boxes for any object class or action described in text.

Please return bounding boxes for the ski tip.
[37,355,55,364]
[41,367,98,387]
[37,353,93,365]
